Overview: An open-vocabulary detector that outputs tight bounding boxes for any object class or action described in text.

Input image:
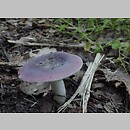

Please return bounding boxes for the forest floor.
[0,18,130,113]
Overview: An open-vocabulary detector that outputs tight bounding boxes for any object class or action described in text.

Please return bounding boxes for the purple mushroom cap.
[18,51,83,82]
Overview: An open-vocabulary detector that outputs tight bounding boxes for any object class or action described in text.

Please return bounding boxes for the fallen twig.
[81,53,104,112]
[58,53,104,113]
[7,40,85,48]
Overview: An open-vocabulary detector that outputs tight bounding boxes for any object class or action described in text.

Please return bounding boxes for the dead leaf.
[111,94,122,105]
[92,83,104,89]
[104,102,114,113]
[7,19,19,26]
[38,19,46,24]
[40,100,53,113]
[95,104,103,109]
[100,69,130,95]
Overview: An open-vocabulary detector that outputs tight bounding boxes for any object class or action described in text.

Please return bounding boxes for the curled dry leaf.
[100,69,130,95]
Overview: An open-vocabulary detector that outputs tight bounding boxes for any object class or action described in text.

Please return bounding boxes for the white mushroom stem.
[50,80,66,104]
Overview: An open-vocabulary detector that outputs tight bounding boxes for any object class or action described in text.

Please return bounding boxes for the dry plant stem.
[7,40,84,48]
[82,54,104,112]
[58,53,104,113]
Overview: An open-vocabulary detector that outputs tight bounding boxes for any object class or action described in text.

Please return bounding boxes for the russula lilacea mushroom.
[18,51,83,104]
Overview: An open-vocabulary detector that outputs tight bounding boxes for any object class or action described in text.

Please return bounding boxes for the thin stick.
[7,40,85,48]
[82,53,104,112]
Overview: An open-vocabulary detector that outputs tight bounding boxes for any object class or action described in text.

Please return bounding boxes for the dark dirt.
[0,18,130,113]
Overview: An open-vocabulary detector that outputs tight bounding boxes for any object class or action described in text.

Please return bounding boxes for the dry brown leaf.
[100,69,130,95]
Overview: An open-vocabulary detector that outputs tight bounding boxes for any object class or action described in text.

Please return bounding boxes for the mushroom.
[18,51,83,104]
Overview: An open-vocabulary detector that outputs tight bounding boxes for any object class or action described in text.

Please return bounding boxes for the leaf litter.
[100,68,130,95]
